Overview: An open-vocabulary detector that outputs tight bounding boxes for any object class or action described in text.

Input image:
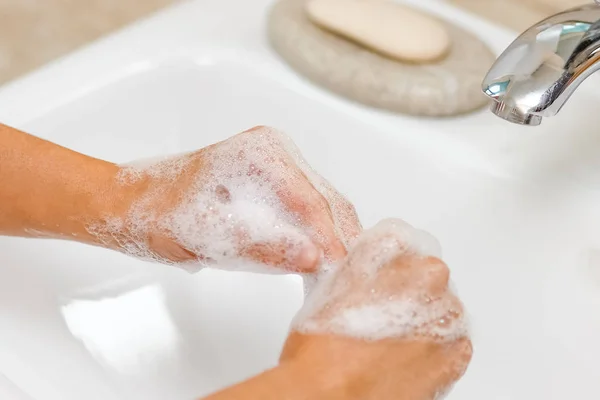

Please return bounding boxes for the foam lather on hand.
[87,126,359,273]
[294,219,468,341]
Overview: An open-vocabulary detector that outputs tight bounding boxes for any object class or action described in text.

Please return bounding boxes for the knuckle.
[424,257,450,288]
[342,200,358,216]
[456,338,474,367]
[244,125,268,134]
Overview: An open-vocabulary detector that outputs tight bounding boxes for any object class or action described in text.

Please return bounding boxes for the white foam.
[87,126,356,273]
[276,131,362,248]
[294,218,468,341]
[117,152,194,184]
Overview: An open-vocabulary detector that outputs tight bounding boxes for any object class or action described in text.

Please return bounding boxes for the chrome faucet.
[481,1,600,126]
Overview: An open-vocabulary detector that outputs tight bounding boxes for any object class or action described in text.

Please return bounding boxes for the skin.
[206,253,472,400]
[0,123,471,399]
[0,123,360,271]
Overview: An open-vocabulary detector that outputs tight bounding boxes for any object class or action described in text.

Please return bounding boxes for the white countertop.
[2,1,600,399]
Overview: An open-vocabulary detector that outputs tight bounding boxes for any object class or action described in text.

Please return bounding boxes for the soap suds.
[87,126,356,273]
[117,152,194,185]
[294,218,468,341]
[275,131,362,248]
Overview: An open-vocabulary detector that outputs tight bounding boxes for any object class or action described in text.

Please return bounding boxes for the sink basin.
[2,0,600,399]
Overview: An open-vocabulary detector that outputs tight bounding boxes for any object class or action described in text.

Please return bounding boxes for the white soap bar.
[306,0,450,62]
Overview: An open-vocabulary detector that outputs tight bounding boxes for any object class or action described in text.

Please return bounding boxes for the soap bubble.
[293,218,468,342]
[87,126,360,274]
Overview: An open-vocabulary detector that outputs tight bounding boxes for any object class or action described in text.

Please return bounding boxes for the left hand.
[91,126,361,273]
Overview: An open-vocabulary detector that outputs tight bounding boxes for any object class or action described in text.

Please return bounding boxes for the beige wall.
[0,0,591,86]
[0,0,180,85]
[448,0,588,32]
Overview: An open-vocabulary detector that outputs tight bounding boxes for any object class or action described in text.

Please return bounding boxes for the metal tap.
[481,1,600,126]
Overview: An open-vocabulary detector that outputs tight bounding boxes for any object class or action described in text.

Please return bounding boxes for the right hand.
[281,219,472,400]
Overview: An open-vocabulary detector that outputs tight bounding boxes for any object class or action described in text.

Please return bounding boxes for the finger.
[422,256,451,294]
[334,199,362,246]
[241,126,349,261]
[343,232,407,278]
[239,238,323,273]
[240,125,267,134]
[348,219,441,265]
[320,183,362,247]
[270,129,362,247]
[232,220,323,273]
[277,177,346,262]
[372,255,452,302]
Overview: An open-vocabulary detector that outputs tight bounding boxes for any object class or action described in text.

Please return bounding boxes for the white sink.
[2,0,600,399]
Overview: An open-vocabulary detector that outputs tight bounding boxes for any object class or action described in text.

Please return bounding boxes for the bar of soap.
[306,0,450,63]
[268,0,496,117]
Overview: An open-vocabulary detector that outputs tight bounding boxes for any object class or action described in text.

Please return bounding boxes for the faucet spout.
[482,3,600,126]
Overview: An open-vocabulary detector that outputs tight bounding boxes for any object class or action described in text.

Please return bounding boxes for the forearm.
[0,123,123,243]
[202,360,347,400]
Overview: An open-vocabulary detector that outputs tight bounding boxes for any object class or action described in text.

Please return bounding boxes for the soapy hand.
[281,219,472,399]
[89,126,361,273]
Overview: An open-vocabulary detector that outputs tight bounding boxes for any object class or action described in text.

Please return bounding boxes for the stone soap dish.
[267,0,497,117]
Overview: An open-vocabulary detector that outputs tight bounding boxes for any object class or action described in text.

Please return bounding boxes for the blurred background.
[449,0,587,31]
[0,0,181,84]
[0,0,589,86]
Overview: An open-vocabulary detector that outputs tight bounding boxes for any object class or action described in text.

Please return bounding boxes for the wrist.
[27,155,137,248]
[205,358,353,400]
[281,332,457,400]
[47,157,125,245]
[74,160,144,249]
[279,335,369,400]
[278,357,351,400]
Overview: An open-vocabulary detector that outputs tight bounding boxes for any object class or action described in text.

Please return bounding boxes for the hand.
[280,219,472,400]
[90,126,361,273]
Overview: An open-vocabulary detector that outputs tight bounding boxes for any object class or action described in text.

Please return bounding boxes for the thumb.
[240,236,323,273]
